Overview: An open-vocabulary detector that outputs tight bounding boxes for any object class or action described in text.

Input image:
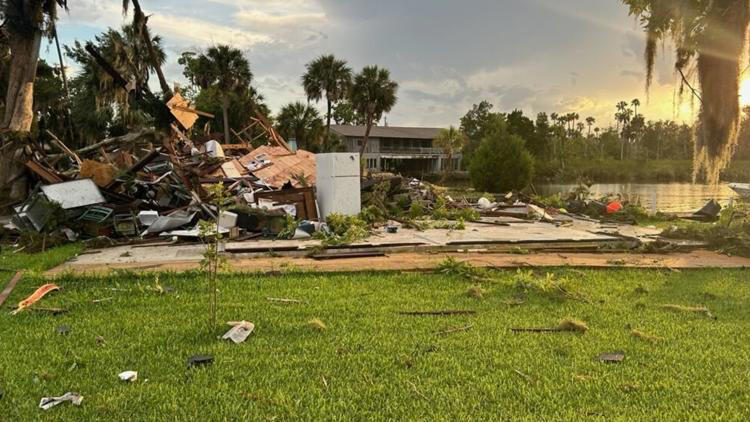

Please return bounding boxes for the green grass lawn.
[0,243,83,284]
[1,261,750,420]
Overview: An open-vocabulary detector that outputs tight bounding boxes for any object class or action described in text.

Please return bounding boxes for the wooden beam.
[0,271,23,308]
[25,160,63,183]
[170,104,215,118]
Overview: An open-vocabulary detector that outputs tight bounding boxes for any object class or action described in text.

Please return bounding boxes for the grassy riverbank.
[535,159,750,183]
[1,259,750,419]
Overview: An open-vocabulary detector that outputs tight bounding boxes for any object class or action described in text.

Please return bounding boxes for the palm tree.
[350,66,398,156]
[302,54,352,140]
[586,116,596,137]
[631,98,640,117]
[435,126,467,181]
[615,101,633,160]
[180,45,252,143]
[64,25,166,141]
[276,102,324,151]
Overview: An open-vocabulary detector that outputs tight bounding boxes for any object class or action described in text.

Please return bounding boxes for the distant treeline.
[453,99,750,183]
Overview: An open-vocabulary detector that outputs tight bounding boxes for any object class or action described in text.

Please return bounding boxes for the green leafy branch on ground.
[662,203,750,257]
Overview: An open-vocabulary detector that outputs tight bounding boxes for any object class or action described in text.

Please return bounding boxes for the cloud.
[234,10,326,27]
[147,13,273,49]
[51,0,697,128]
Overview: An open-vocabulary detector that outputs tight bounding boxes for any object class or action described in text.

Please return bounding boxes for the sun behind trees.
[622,0,750,184]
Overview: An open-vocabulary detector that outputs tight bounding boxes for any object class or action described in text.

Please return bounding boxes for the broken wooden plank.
[398,310,476,316]
[310,251,386,260]
[25,160,63,183]
[0,271,24,308]
[46,130,82,165]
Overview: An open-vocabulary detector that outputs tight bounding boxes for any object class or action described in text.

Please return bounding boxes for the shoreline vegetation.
[424,159,750,185]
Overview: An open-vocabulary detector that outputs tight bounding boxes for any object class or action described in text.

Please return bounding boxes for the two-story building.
[330,125,461,174]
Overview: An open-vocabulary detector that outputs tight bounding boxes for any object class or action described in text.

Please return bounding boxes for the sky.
[46,0,705,129]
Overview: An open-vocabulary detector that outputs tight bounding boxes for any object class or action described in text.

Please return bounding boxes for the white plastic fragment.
[477,197,497,210]
[118,371,138,382]
[39,392,83,410]
[222,321,255,344]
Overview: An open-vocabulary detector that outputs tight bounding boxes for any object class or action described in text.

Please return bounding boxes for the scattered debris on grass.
[465,285,485,299]
[659,304,715,318]
[406,380,429,401]
[187,355,214,368]
[515,270,590,303]
[510,318,589,333]
[92,297,113,303]
[399,310,477,316]
[434,324,474,336]
[118,371,138,382]
[631,329,662,343]
[557,318,589,332]
[436,257,490,281]
[513,369,534,383]
[266,297,302,304]
[597,351,625,363]
[11,283,60,315]
[222,321,255,343]
[501,297,525,306]
[308,318,327,331]
[39,392,83,410]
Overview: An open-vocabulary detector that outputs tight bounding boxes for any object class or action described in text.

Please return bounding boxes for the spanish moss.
[624,0,750,184]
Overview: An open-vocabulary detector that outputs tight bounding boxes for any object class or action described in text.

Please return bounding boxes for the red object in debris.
[606,201,623,214]
[11,283,60,315]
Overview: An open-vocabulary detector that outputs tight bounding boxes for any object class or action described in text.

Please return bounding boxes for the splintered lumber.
[25,160,63,183]
[398,310,476,316]
[46,130,82,165]
[0,271,24,307]
[45,130,156,161]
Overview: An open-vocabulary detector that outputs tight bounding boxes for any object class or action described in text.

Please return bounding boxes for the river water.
[536,183,738,213]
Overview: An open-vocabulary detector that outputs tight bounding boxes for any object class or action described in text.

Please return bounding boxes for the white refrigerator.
[315,153,361,219]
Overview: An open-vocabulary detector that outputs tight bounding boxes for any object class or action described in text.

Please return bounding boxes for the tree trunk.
[325,98,332,152]
[359,118,373,157]
[3,34,41,131]
[1,30,43,207]
[132,0,171,97]
[221,95,231,144]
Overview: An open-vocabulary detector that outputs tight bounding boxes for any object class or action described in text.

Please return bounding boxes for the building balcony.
[378,147,444,155]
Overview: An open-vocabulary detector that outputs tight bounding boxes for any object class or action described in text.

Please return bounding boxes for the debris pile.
[4,113,319,248]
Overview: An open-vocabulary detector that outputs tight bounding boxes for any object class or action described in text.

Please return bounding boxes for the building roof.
[330,125,442,140]
[239,145,316,188]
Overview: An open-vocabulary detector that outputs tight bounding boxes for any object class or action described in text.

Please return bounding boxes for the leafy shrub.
[469,118,534,193]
